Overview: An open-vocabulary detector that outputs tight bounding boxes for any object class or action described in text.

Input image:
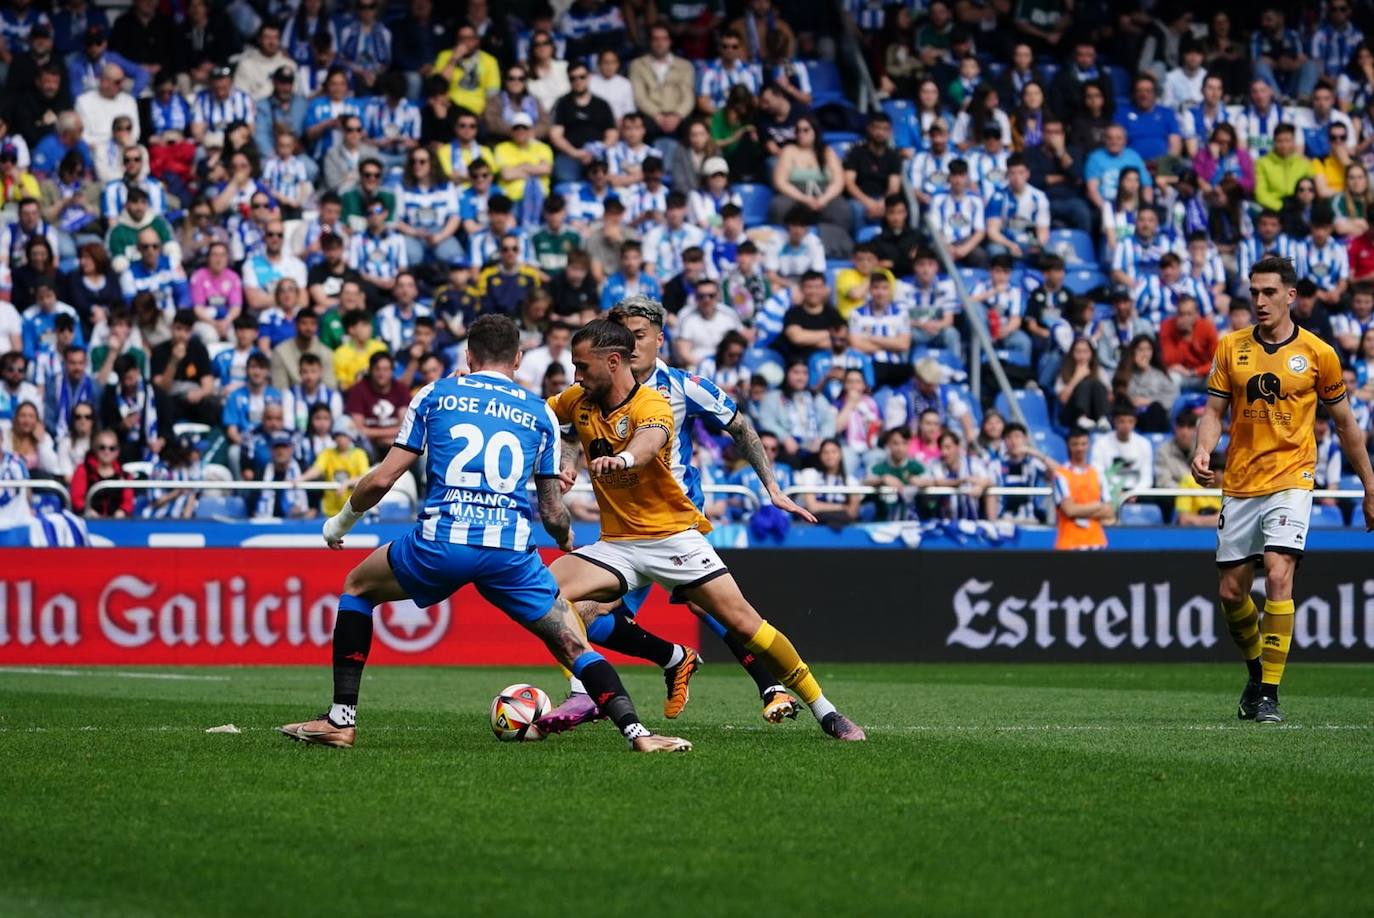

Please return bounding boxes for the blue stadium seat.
[1170,392,1208,422]
[823,131,861,149]
[957,267,989,290]
[195,495,247,519]
[1311,504,1346,529]
[1092,302,1114,323]
[378,500,414,523]
[826,259,852,292]
[1048,228,1097,266]
[806,60,844,104]
[1118,503,1164,526]
[1107,65,1131,99]
[1065,268,1107,295]
[1039,63,1059,83]
[856,225,881,243]
[996,388,1052,432]
[881,98,921,150]
[1033,430,1067,462]
[743,346,784,376]
[911,346,967,374]
[734,183,773,226]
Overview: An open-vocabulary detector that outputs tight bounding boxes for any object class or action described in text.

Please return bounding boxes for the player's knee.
[1217,579,1249,606]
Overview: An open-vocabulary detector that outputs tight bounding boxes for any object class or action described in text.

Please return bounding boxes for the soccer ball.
[490,684,552,742]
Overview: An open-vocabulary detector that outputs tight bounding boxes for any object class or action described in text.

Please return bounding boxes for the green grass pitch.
[2,662,1372,917]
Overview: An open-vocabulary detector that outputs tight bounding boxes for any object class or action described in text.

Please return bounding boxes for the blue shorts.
[621,584,651,616]
[387,529,558,624]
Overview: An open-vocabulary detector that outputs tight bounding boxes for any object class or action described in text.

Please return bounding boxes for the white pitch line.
[0,666,229,682]
[0,722,1370,735]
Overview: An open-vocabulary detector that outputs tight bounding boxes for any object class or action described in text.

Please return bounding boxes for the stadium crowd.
[0,0,1372,531]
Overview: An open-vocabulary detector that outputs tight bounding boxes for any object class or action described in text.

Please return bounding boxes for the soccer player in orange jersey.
[542,319,865,741]
[1192,256,1374,723]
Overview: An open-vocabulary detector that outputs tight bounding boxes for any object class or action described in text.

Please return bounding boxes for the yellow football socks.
[1221,596,1262,662]
[1260,599,1295,687]
[745,620,822,706]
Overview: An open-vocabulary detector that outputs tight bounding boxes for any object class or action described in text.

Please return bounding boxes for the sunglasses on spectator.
[507,73,526,81]
[344,124,362,132]
[532,39,551,47]
[361,169,381,178]
[696,290,718,299]
[1332,131,1349,140]
[124,156,141,164]
[413,155,430,163]
[114,123,132,132]
[96,444,119,453]
[264,231,284,238]
[500,245,520,253]
[73,412,94,421]
[252,200,271,208]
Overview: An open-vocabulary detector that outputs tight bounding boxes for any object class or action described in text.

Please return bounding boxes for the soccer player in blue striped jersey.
[280,314,690,753]
[540,295,820,733]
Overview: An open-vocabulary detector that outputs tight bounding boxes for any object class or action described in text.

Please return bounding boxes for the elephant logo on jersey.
[1245,372,1286,405]
[588,437,614,459]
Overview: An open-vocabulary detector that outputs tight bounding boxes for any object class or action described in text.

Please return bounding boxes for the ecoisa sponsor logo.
[947,578,1374,652]
[0,575,450,653]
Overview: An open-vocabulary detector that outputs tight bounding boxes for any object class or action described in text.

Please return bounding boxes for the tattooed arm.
[559,434,582,493]
[723,411,819,523]
[536,477,575,551]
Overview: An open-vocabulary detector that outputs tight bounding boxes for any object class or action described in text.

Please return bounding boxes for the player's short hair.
[466,314,522,366]
[609,294,666,329]
[572,319,634,359]
[1249,255,1298,288]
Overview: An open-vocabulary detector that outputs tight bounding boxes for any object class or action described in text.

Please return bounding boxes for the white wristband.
[335,500,364,531]
[616,450,637,470]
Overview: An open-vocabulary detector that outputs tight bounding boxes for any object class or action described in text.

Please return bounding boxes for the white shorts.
[573,530,729,602]
[1216,489,1312,567]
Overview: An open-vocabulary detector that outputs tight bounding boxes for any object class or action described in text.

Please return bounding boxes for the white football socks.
[569,675,586,695]
[808,695,837,722]
[665,644,685,669]
[328,703,356,727]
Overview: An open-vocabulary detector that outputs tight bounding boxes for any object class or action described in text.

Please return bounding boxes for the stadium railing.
[80,480,761,515]
[782,485,1369,502]
[2,479,73,509]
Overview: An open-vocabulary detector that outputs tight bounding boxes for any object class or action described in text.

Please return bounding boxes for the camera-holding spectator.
[997,422,1050,523]
[70,428,132,519]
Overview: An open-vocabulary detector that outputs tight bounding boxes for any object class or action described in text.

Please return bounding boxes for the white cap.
[509,113,533,128]
[702,156,729,176]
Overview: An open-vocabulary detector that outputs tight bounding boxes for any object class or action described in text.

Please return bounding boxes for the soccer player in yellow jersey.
[1192,256,1374,723]
[544,319,866,741]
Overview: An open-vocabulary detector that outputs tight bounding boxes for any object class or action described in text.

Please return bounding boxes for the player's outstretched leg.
[586,605,702,719]
[691,601,799,723]
[281,545,406,747]
[528,596,690,752]
[1218,564,1265,720]
[685,575,865,742]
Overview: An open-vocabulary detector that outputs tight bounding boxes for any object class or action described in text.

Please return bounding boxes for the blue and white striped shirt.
[849,301,911,364]
[398,372,560,550]
[398,181,458,232]
[1111,233,1185,284]
[150,94,194,136]
[1298,235,1350,292]
[193,88,257,130]
[568,186,619,225]
[1236,232,1301,282]
[643,223,708,278]
[971,281,1025,321]
[348,230,408,279]
[283,384,344,433]
[907,148,956,198]
[697,59,763,110]
[143,460,203,519]
[1241,103,1287,157]
[337,20,392,73]
[283,14,337,66]
[647,359,738,509]
[629,185,670,227]
[928,191,984,244]
[965,147,1009,202]
[1311,21,1363,76]
[375,302,435,354]
[363,97,421,145]
[985,185,1050,246]
[101,178,167,220]
[120,257,189,314]
[1132,274,1214,324]
[262,155,312,206]
[468,227,531,269]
